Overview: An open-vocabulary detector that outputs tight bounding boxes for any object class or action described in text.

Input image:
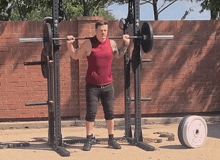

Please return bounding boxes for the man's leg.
[101,85,121,149]
[106,119,121,149]
[106,120,114,135]
[86,121,94,136]
[82,121,95,151]
[83,84,100,151]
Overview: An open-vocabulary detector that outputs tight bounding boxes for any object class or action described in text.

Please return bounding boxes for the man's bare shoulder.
[110,39,117,51]
[82,39,92,56]
[82,39,91,46]
[110,39,116,46]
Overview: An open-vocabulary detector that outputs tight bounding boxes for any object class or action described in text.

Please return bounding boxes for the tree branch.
[158,0,177,14]
[140,0,153,5]
[158,1,167,11]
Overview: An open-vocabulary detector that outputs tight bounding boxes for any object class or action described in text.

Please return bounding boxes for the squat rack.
[22,0,156,157]
[25,0,70,157]
[123,0,155,151]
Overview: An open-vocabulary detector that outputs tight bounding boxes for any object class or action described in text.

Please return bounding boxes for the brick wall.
[0,17,220,121]
[141,20,220,115]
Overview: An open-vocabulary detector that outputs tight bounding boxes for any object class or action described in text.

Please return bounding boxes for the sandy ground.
[0,122,220,160]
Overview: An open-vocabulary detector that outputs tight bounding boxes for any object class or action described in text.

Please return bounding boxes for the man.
[67,20,130,151]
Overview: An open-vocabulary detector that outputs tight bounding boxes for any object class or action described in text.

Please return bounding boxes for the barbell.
[20,22,174,55]
[19,35,173,42]
[21,22,174,78]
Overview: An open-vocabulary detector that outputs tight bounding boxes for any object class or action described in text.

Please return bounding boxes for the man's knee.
[105,113,114,120]
[85,113,96,122]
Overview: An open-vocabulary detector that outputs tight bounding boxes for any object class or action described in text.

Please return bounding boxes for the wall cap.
[76,16,105,21]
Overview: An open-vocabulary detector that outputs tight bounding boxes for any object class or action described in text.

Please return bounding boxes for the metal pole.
[132,0,155,151]
[132,0,143,143]
[52,0,70,157]
[124,0,133,141]
[53,0,62,148]
[48,56,55,147]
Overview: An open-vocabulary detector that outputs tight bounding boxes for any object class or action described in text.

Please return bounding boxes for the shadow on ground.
[207,123,220,139]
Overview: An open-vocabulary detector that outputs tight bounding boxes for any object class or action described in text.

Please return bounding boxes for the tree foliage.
[197,0,220,19]
[62,0,116,20]
[2,0,219,21]
[110,0,220,20]
[109,0,178,20]
[0,0,14,21]
[0,0,116,21]
[167,0,220,19]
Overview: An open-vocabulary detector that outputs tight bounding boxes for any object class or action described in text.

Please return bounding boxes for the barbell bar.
[19,35,174,43]
[20,22,173,54]
[22,22,174,79]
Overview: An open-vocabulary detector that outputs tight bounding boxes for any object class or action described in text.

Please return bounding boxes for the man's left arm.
[111,35,130,59]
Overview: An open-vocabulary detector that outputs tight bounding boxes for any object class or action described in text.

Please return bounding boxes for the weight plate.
[43,23,53,57]
[41,50,49,79]
[119,18,125,30]
[178,115,207,148]
[141,22,153,53]
[0,144,8,149]
[23,142,30,147]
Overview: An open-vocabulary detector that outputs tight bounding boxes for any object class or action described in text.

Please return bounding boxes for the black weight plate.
[119,18,125,30]
[41,50,49,79]
[141,22,153,53]
[43,23,53,57]
[22,142,30,147]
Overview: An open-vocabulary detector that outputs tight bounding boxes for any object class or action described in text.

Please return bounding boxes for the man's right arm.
[66,36,90,59]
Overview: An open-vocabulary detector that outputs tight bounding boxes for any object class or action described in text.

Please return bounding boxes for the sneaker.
[83,139,93,151]
[91,137,97,145]
[108,139,122,149]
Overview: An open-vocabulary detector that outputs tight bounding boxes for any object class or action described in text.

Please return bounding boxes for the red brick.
[1,19,220,120]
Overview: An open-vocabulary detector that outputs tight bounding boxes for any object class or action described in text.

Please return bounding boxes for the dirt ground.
[0,122,220,160]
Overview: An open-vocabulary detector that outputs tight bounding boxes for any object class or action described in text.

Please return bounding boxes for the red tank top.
[86,36,114,85]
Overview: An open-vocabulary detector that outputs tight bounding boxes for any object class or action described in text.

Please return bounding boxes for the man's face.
[96,24,108,40]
